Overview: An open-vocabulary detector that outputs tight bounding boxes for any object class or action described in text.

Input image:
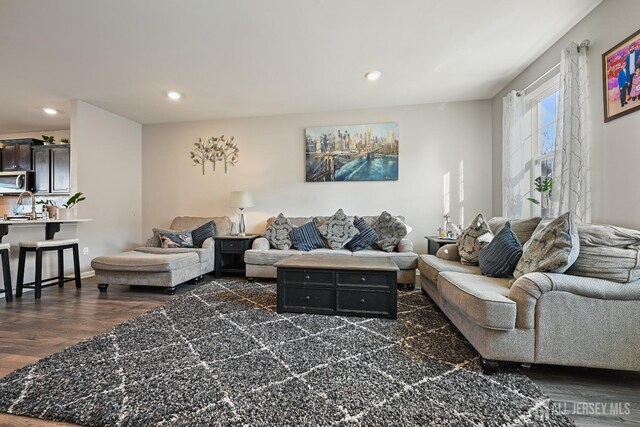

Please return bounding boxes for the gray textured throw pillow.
[456,213,494,266]
[316,209,359,249]
[372,211,410,252]
[264,213,294,250]
[513,212,580,279]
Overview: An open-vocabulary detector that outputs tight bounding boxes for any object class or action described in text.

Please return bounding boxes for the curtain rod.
[516,39,590,97]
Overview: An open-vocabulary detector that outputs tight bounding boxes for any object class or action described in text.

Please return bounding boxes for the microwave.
[0,171,34,194]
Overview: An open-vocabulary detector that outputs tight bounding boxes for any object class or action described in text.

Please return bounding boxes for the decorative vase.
[57,208,76,220]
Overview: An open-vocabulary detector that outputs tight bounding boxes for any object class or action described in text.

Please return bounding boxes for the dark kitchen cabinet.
[1,139,42,171]
[33,145,70,194]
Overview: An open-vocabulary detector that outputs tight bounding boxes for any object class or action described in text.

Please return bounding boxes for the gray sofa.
[245,215,419,286]
[419,217,640,372]
[92,216,232,294]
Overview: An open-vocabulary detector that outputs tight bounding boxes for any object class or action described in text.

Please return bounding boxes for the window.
[522,75,560,217]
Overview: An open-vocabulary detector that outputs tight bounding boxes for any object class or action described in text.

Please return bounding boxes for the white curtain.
[552,42,591,222]
[502,90,526,218]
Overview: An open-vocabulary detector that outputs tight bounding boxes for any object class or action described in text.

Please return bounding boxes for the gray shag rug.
[0,279,574,426]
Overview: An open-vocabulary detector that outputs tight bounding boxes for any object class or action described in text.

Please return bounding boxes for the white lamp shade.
[230,191,254,208]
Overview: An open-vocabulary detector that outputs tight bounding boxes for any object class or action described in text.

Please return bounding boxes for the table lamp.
[229,191,254,236]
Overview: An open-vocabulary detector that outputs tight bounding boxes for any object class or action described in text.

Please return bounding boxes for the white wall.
[71,100,142,271]
[491,0,640,229]
[142,101,492,254]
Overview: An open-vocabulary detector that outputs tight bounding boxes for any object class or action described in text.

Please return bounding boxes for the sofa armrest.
[436,244,460,261]
[509,272,640,329]
[251,237,271,251]
[396,238,413,253]
[202,237,214,249]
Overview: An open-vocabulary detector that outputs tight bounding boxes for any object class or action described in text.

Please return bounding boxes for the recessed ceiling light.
[167,91,183,100]
[365,70,382,82]
[42,107,58,115]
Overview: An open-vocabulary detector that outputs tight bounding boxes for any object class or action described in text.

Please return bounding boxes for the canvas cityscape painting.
[305,122,399,182]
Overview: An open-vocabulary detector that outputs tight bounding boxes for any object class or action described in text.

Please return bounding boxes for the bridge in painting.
[307,147,382,182]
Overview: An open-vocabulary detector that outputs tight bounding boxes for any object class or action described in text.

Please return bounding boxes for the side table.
[425,236,456,256]
[214,235,259,278]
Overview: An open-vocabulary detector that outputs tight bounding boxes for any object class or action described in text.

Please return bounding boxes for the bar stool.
[16,238,81,300]
[0,243,12,302]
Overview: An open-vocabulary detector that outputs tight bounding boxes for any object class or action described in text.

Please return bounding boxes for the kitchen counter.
[0,218,92,241]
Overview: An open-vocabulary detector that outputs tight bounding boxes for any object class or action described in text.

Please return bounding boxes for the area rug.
[0,279,574,426]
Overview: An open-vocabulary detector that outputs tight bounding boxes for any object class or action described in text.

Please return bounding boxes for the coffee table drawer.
[336,289,391,314]
[282,269,333,286]
[283,286,334,310]
[337,271,389,287]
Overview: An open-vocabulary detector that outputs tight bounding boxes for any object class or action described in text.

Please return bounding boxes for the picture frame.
[304,122,399,182]
[602,28,640,122]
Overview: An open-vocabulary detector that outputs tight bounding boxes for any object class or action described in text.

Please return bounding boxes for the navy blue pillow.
[345,217,379,252]
[191,221,216,248]
[290,221,325,251]
[478,222,523,278]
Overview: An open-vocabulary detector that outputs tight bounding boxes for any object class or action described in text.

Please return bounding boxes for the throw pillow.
[478,222,523,278]
[513,212,580,280]
[456,213,494,266]
[316,209,359,249]
[158,231,194,248]
[289,221,325,251]
[191,220,216,248]
[151,227,187,247]
[371,211,410,252]
[265,213,294,250]
[345,217,379,252]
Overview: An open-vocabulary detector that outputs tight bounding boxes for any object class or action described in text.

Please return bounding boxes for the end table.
[425,236,456,256]
[214,235,259,278]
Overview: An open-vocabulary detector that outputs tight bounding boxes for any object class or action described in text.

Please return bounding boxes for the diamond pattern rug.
[0,279,574,426]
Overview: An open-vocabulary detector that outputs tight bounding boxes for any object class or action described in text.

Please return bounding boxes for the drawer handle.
[305,296,311,301]
[360,298,366,303]
[305,275,310,280]
[361,277,366,282]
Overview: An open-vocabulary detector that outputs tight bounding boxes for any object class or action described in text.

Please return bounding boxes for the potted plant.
[527,175,553,215]
[42,135,56,145]
[36,199,58,219]
[57,192,86,220]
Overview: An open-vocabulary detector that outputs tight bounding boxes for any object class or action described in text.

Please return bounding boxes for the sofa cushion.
[289,221,325,251]
[191,220,216,247]
[170,216,232,237]
[352,250,418,270]
[306,248,352,256]
[91,251,199,272]
[244,249,305,265]
[457,213,493,265]
[566,223,640,283]
[265,213,294,250]
[479,222,523,278]
[438,271,516,331]
[372,211,410,252]
[436,244,460,261]
[488,217,542,245]
[345,217,379,252]
[418,254,481,285]
[316,209,359,249]
[513,212,579,279]
[158,230,194,248]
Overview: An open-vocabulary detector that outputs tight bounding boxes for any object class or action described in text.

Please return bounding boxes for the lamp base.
[238,209,246,236]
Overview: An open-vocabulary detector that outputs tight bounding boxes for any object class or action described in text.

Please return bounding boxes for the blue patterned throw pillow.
[345,217,379,252]
[191,221,216,247]
[290,221,325,251]
[158,231,194,248]
[478,222,522,278]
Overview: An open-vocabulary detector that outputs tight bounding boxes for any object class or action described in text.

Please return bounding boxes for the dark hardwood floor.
[0,276,638,426]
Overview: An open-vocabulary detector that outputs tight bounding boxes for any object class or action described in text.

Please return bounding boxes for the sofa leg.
[247,277,255,282]
[480,357,500,375]
[166,287,176,295]
[97,284,109,293]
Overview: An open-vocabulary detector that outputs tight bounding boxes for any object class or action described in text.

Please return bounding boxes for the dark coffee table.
[274,255,399,319]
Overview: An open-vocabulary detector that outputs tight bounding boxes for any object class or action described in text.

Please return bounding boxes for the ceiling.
[0,0,601,133]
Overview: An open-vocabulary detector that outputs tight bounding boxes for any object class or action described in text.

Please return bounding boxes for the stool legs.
[16,247,25,298]
[72,244,81,289]
[1,249,12,302]
[35,249,43,300]
[58,249,64,288]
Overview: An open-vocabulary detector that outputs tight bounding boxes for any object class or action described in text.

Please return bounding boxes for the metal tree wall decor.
[190,135,240,175]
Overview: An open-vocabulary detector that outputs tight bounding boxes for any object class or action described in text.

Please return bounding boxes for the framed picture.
[602,28,640,122]
[305,122,399,182]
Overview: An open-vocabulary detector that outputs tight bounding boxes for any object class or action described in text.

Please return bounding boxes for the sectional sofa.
[419,217,640,372]
[245,215,419,287]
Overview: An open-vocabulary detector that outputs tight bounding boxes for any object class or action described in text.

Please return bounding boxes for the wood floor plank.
[0,276,638,426]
